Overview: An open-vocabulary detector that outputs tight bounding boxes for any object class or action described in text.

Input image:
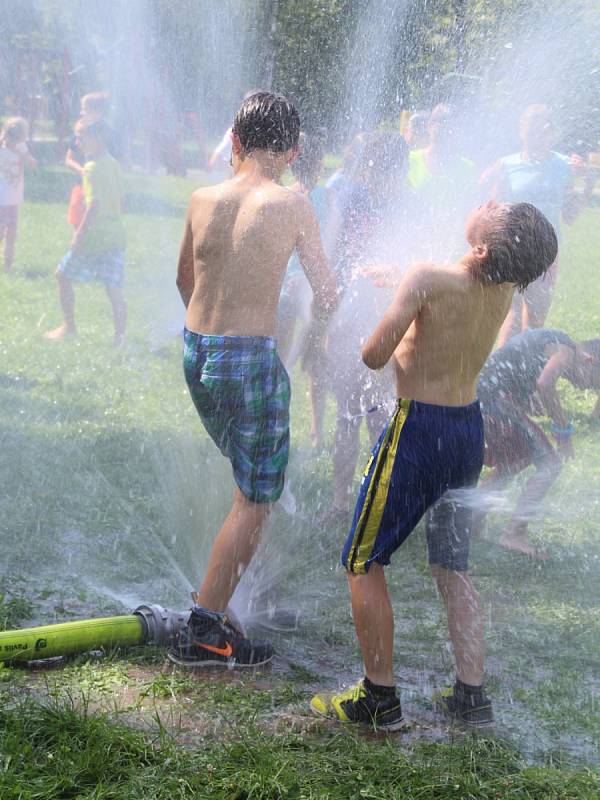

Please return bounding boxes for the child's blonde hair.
[1,117,29,146]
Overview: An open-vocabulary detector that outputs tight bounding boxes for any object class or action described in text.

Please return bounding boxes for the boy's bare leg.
[500,455,560,559]
[347,563,395,686]
[196,488,272,613]
[3,222,16,271]
[44,271,77,339]
[431,565,484,686]
[105,284,127,345]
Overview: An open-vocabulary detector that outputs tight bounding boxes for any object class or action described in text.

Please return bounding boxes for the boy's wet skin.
[178,136,335,338]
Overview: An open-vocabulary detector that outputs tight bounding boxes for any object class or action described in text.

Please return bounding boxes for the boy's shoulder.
[405,260,484,296]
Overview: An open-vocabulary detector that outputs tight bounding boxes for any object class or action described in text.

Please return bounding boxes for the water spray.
[0,604,187,665]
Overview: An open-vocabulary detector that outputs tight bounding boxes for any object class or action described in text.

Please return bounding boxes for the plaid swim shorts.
[184,328,290,503]
[57,249,125,288]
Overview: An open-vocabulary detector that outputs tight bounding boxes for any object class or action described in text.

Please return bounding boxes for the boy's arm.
[176,205,194,308]
[536,347,575,457]
[65,148,84,175]
[362,265,433,370]
[23,150,36,169]
[295,196,338,319]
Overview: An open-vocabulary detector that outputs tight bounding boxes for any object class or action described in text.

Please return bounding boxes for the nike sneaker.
[310,679,404,731]
[167,606,273,668]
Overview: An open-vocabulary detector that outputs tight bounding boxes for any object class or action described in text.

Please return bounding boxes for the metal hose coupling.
[133,604,188,647]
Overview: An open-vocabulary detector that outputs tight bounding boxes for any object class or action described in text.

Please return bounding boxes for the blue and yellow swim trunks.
[184,329,290,504]
[342,398,484,574]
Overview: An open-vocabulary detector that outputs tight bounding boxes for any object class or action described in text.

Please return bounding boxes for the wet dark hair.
[291,134,323,186]
[482,203,558,292]
[232,91,300,154]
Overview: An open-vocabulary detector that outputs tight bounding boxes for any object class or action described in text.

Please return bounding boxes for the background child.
[45,118,127,345]
[0,116,36,271]
[277,134,340,450]
[324,132,409,521]
[311,201,558,731]
[65,92,117,229]
[481,104,597,345]
[476,328,600,558]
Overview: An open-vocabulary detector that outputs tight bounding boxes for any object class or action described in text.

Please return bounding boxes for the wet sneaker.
[310,679,405,731]
[434,682,494,728]
[167,607,273,668]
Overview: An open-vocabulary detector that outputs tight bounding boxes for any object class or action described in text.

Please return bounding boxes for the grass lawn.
[0,164,599,797]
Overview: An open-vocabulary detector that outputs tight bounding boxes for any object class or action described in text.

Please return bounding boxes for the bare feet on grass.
[43,324,76,340]
[499,531,548,561]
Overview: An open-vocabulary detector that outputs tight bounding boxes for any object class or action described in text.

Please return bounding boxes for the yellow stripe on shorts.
[347,398,411,574]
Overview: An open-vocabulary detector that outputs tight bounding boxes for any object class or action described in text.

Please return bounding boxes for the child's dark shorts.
[342,398,484,574]
[184,328,290,504]
[482,398,555,474]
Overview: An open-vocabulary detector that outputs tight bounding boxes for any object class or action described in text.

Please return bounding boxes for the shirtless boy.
[167,92,337,668]
[311,200,558,729]
[477,328,600,558]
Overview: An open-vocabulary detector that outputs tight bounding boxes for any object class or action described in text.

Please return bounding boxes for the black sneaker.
[434,682,494,728]
[167,607,273,668]
[310,679,405,731]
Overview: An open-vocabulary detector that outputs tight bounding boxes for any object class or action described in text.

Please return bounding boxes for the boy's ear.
[472,243,489,261]
[287,145,300,166]
[231,131,243,155]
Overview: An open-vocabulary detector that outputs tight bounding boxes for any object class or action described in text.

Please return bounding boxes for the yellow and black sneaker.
[434,681,494,728]
[310,678,404,731]
[167,607,273,668]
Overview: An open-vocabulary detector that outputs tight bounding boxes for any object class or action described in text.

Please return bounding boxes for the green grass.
[1,696,599,799]
[1,164,600,794]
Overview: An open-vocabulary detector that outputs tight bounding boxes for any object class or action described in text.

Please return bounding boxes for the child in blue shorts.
[311,200,558,730]
[45,118,126,345]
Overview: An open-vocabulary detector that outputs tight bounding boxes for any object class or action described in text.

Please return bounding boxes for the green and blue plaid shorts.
[184,328,290,503]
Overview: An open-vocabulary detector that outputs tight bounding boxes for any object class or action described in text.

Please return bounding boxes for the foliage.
[3,0,598,145]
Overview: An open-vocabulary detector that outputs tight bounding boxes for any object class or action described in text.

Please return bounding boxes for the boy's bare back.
[177,173,333,337]
[389,263,513,405]
[362,200,559,407]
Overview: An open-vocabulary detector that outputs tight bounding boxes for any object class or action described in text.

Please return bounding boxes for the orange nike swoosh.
[194,641,233,657]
